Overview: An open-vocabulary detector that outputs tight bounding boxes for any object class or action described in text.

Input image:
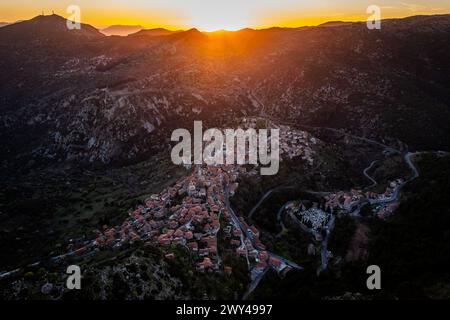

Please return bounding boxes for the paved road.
[363,160,379,189]
[405,152,420,180]
[225,187,302,269]
[276,201,296,237]
[243,267,269,300]
[317,215,336,275]
[368,152,421,205]
[295,124,402,154]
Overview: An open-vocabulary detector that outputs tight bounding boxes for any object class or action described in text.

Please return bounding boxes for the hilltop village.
[63,121,403,282]
[67,121,317,279]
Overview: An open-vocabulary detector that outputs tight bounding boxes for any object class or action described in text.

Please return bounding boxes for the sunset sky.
[1,0,450,31]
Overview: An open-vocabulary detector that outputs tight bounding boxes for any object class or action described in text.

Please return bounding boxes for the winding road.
[242,148,428,280]
[363,160,379,190]
[225,187,302,270]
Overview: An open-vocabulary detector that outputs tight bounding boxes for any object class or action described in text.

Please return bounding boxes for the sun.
[185,1,252,31]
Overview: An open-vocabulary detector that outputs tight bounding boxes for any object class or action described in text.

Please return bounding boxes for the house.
[248,250,258,259]
[256,261,267,270]
[223,226,232,235]
[187,242,198,251]
[198,257,214,270]
[209,246,217,254]
[194,233,203,240]
[224,266,232,276]
[174,229,184,238]
[282,266,293,277]
[259,251,269,262]
[173,237,186,245]
[158,235,171,246]
[230,239,241,247]
[249,226,260,238]
[269,256,281,268]
[254,240,266,251]
[211,219,220,229]
[169,220,179,229]
[130,232,140,242]
[165,253,175,259]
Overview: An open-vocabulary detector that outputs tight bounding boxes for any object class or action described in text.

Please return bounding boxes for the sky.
[1,0,450,31]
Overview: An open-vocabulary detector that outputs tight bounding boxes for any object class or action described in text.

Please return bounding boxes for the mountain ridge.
[101,24,143,36]
[0,13,449,171]
[0,14,104,43]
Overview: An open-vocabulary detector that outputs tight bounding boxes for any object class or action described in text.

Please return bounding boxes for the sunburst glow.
[183,1,252,31]
[1,0,450,30]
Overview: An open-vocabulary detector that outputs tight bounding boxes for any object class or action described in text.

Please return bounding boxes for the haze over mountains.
[101,25,144,36]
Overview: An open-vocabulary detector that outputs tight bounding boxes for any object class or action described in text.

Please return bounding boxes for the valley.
[0,13,450,300]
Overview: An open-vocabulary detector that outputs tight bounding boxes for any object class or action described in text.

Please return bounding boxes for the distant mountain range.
[1,13,449,171]
[129,28,181,37]
[318,21,354,27]
[101,24,143,36]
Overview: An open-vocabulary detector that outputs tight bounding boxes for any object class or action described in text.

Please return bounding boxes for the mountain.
[0,22,10,28]
[318,21,355,27]
[0,14,449,171]
[0,14,104,44]
[101,24,143,36]
[128,27,180,37]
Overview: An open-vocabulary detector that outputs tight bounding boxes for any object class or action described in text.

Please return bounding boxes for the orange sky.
[1,1,450,30]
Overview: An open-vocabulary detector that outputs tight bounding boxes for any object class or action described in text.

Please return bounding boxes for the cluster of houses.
[89,158,298,279]
[324,178,405,215]
[93,164,249,274]
[65,119,316,280]
[376,203,399,220]
[240,117,318,166]
[325,189,367,212]
[221,217,288,280]
[61,117,406,285]
[366,179,404,204]
[279,125,317,165]
[282,177,406,238]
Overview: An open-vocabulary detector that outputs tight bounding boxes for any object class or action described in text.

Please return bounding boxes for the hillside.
[1,14,449,175]
[0,13,449,301]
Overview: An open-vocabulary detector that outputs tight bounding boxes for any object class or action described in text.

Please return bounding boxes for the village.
[70,119,315,280]
[59,120,403,283]
[324,178,404,218]
[91,162,295,279]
